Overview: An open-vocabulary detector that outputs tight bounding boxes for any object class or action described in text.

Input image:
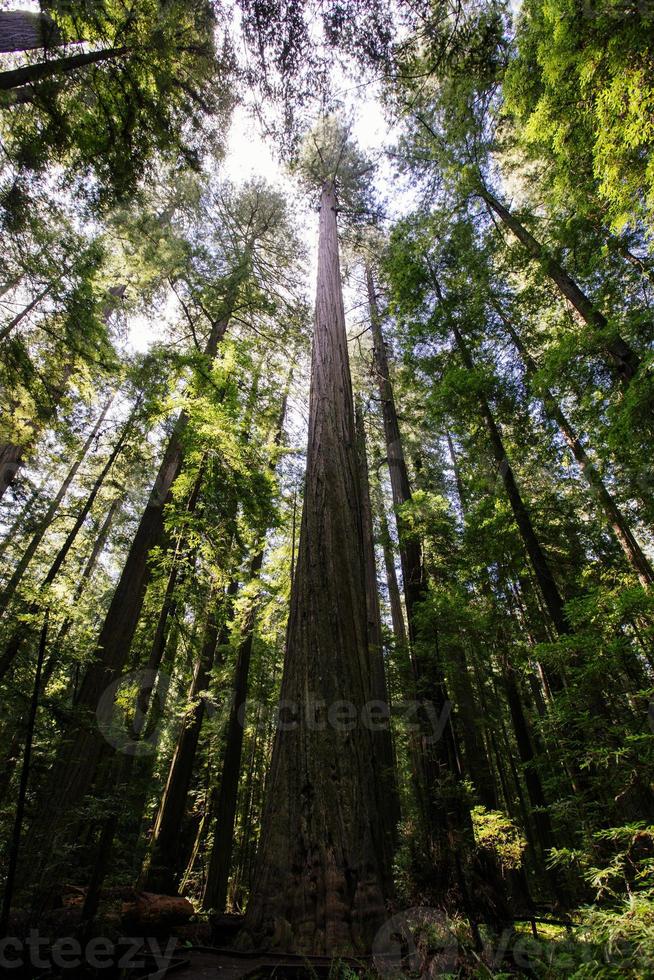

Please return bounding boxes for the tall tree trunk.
[498,310,654,588]
[22,319,230,909]
[367,266,470,882]
[500,660,555,855]
[42,494,123,689]
[0,612,48,938]
[0,469,52,563]
[451,323,572,638]
[203,393,295,912]
[0,362,73,502]
[355,402,401,845]
[141,594,227,894]
[0,399,136,682]
[245,183,389,955]
[0,12,62,53]
[0,285,51,341]
[202,558,263,911]
[479,187,640,384]
[0,393,113,616]
[0,46,129,91]
[377,496,408,648]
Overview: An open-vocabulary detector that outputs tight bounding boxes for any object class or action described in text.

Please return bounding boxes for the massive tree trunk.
[0,11,62,53]
[245,183,389,955]
[0,393,113,616]
[499,312,654,588]
[479,188,640,385]
[0,46,129,92]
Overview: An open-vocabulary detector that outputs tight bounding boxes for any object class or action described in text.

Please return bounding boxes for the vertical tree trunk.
[479,188,640,384]
[0,399,136,682]
[0,613,48,938]
[245,183,389,955]
[23,319,230,908]
[451,324,572,638]
[202,556,263,911]
[203,393,295,911]
[367,266,469,875]
[355,403,401,844]
[499,311,653,588]
[0,393,113,616]
[141,594,227,894]
[0,362,73,502]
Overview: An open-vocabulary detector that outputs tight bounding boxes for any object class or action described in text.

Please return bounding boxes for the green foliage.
[472,806,527,871]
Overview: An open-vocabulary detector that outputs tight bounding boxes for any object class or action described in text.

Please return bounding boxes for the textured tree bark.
[479,188,640,384]
[0,46,129,91]
[245,184,390,955]
[0,12,62,53]
[500,313,654,588]
[0,393,114,616]
[354,403,401,847]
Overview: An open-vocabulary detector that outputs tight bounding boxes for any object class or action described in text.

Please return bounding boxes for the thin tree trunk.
[245,183,389,955]
[0,45,129,91]
[452,323,572,638]
[0,400,135,681]
[0,362,73,502]
[141,595,227,894]
[0,612,48,938]
[202,558,263,911]
[0,285,51,341]
[499,311,653,588]
[41,494,123,688]
[355,402,401,845]
[203,394,294,912]
[367,265,470,885]
[0,470,52,563]
[0,393,113,616]
[479,187,640,384]
[23,319,231,910]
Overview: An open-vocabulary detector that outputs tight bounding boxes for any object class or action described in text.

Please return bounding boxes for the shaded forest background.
[0,0,653,975]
